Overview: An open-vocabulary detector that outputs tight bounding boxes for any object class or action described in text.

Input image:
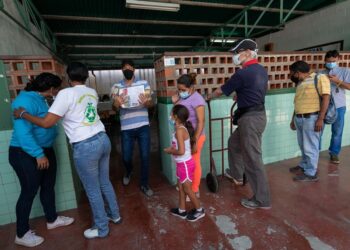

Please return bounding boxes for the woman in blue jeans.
[9,73,74,247]
[14,62,121,239]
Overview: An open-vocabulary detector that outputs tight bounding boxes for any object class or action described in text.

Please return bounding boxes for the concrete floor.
[1,122,350,249]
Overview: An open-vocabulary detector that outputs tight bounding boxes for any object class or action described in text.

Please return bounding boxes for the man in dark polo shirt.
[210,39,271,209]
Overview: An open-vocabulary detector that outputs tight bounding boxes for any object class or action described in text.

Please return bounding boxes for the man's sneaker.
[289,165,304,173]
[225,168,244,186]
[240,198,271,210]
[108,216,122,224]
[15,230,44,247]
[123,173,131,186]
[47,216,74,230]
[84,228,99,239]
[141,186,154,197]
[186,208,205,222]
[170,208,187,219]
[293,173,319,182]
[330,154,340,164]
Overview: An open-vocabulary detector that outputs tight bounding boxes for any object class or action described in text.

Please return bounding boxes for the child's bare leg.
[178,182,186,210]
[182,181,200,209]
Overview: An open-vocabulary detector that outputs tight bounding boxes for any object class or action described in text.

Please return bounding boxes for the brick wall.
[1,56,66,100]
[154,51,350,97]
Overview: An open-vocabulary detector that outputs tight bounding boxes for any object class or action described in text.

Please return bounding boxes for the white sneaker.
[47,216,75,230]
[15,230,44,247]
[84,228,99,239]
[123,173,131,186]
[108,216,122,224]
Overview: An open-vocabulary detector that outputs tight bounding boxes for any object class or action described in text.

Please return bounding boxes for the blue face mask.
[325,62,337,70]
[179,91,190,99]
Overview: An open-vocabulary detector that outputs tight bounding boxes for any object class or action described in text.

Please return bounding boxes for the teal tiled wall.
[0,125,77,225]
[158,92,350,185]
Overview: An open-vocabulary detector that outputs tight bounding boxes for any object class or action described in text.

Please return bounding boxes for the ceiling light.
[210,38,236,43]
[126,0,180,12]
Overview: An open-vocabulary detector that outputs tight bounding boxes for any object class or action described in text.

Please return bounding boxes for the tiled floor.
[1,124,350,249]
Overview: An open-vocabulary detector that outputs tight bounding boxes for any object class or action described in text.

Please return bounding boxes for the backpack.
[313,74,337,124]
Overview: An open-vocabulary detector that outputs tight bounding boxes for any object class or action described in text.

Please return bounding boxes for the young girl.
[164,105,205,222]
[172,73,206,198]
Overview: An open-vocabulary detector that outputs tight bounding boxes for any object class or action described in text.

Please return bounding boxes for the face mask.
[123,69,134,80]
[179,91,190,99]
[325,62,337,70]
[233,54,241,66]
[290,75,300,84]
[168,117,175,128]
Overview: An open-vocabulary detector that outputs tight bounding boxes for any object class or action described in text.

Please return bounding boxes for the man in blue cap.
[210,39,271,209]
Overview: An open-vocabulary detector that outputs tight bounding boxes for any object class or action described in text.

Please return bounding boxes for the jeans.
[329,107,346,156]
[72,132,120,237]
[9,147,57,238]
[121,125,150,187]
[294,115,321,176]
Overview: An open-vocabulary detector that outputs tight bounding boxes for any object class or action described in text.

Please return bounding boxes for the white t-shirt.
[49,85,105,143]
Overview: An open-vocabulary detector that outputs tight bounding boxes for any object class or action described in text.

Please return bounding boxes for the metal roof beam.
[196,0,264,50]
[68,45,192,48]
[55,32,205,39]
[251,0,302,37]
[247,0,274,37]
[42,15,279,29]
[179,0,309,14]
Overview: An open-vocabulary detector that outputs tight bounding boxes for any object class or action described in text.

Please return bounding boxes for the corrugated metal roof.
[30,0,339,69]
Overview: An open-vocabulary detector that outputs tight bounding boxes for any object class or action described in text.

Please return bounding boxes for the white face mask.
[233,54,241,66]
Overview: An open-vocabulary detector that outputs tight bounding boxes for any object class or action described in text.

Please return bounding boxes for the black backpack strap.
[313,74,322,104]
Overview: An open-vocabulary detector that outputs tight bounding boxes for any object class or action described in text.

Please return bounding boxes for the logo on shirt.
[83,102,97,125]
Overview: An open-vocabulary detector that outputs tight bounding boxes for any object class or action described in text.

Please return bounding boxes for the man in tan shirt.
[289,61,330,181]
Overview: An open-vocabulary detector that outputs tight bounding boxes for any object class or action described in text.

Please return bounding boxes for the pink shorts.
[176,158,195,183]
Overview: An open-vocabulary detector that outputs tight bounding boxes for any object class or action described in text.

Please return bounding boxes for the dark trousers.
[121,125,150,187]
[9,147,58,237]
[228,110,271,206]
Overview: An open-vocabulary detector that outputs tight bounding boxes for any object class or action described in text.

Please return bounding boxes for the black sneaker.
[293,173,319,182]
[140,186,154,197]
[170,208,187,219]
[240,198,271,210]
[330,154,340,164]
[289,165,304,173]
[186,208,205,222]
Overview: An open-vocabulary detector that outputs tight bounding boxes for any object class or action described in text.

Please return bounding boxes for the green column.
[0,60,12,131]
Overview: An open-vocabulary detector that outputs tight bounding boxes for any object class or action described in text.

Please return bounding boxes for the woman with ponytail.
[164,104,205,222]
[172,73,206,197]
[9,73,74,247]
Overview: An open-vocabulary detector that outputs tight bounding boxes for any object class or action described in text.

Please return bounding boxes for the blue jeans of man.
[294,114,321,176]
[72,132,120,237]
[121,125,150,187]
[329,107,346,156]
